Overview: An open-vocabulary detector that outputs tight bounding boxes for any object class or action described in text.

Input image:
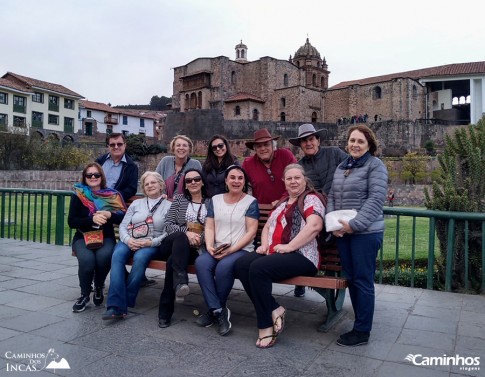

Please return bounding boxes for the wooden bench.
[73,200,347,332]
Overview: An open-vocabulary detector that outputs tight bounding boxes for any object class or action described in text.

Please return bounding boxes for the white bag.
[325,210,358,231]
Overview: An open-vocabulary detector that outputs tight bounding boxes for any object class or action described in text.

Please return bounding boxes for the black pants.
[157,232,199,320]
[234,252,317,329]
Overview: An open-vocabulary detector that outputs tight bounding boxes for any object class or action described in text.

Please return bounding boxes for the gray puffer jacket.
[327,154,388,234]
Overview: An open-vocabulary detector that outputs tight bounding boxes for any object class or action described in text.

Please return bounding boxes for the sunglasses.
[85,173,102,179]
[211,143,225,152]
[109,143,124,148]
[185,176,202,184]
[266,168,275,182]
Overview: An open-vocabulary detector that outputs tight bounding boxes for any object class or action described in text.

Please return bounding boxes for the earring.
[225,185,229,192]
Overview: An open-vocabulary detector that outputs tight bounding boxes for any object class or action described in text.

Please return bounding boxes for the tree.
[424,117,485,292]
[400,152,428,184]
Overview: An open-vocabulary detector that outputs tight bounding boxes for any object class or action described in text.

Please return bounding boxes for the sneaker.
[294,286,305,297]
[175,283,190,298]
[214,307,231,336]
[93,287,104,306]
[196,310,215,327]
[336,329,370,347]
[72,294,90,313]
[102,307,126,320]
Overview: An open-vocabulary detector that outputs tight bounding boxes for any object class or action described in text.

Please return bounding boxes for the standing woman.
[102,171,171,320]
[235,164,324,348]
[195,165,259,336]
[156,135,202,199]
[157,168,210,328]
[327,124,388,347]
[68,162,126,313]
[202,135,239,197]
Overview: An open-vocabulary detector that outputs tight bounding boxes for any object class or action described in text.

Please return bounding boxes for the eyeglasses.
[211,143,225,152]
[185,176,202,184]
[85,173,102,179]
[266,168,275,182]
[108,143,124,148]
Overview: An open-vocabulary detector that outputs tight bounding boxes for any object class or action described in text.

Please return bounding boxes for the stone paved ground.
[0,238,484,377]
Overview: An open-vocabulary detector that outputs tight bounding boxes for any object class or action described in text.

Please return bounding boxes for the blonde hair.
[140,171,165,196]
[170,135,193,154]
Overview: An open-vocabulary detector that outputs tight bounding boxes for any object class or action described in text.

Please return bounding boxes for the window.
[0,114,7,126]
[49,95,59,111]
[312,74,317,86]
[123,115,128,125]
[231,71,236,84]
[64,98,74,109]
[32,92,44,103]
[372,86,382,100]
[412,85,418,99]
[311,112,317,123]
[281,98,286,108]
[235,106,241,116]
[140,119,145,127]
[252,109,259,121]
[48,114,59,125]
[13,116,26,127]
[32,111,43,128]
[283,74,288,87]
[13,95,26,113]
[87,110,92,118]
[280,112,286,122]
[64,117,74,133]
[0,92,8,104]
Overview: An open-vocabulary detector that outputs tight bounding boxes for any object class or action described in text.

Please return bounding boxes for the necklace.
[228,192,244,246]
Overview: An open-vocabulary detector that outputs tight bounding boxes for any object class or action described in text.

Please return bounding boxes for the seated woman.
[234,164,324,348]
[102,171,171,320]
[201,135,239,197]
[68,163,126,313]
[195,165,259,336]
[157,168,210,328]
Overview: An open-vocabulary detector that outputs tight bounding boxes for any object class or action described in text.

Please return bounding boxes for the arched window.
[197,91,202,109]
[283,74,288,87]
[236,50,240,59]
[311,112,317,123]
[312,74,317,86]
[280,112,286,122]
[459,96,466,104]
[320,77,325,88]
[231,71,236,84]
[281,97,286,108]
[412,85,418,99]
[372,86,382,100]
[241,50,245,59]
[235,106,241,116]
[185,94,189,110]
[466,95,471,104]
[296,61,300,68]
[452,97,459,105]
[252,109,259,121]
[190,93,197,109]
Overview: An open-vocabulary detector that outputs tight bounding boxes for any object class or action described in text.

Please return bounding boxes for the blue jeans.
[336,232,383,333]
[195,249,248,311]
[106,241,159,313]
[73,237,115,295]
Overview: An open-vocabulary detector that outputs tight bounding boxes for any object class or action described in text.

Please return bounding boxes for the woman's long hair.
[183,168,208,201]
[203,135,236,173]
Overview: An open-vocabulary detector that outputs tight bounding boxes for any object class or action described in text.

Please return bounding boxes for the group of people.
[68,123,388,349]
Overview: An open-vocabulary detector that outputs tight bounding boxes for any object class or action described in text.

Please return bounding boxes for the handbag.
[83,229,104,250]
[187,221,204,235]
[127,198,163,239]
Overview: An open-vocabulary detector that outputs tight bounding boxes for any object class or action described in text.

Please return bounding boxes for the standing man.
[96,133,154,287]
[288,124,348,297]
[96,133,138,202]
[242,128,296,205]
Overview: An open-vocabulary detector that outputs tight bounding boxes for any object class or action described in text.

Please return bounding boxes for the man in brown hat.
[242,128,296,205]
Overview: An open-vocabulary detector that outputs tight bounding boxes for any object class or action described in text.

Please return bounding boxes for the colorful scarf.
[73,183,127,215]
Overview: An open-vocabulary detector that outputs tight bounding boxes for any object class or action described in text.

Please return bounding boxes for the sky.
[1,0,484,106]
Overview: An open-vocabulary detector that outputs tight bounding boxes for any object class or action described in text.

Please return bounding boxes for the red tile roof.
[0,77,32,93]
[225,92,265,103]
[80,100,118,113]
[2,72,83,98]
[119,109,165,120]
[330,61,485,90]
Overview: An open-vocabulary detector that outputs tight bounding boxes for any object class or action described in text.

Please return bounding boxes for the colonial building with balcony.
[0,72,83,139]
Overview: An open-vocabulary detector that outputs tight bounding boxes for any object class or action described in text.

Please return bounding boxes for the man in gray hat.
[289,123,347,195]
[289,124,347,297]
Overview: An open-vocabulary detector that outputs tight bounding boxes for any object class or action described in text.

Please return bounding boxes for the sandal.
[256,333,277,349]
[273,310,286,336]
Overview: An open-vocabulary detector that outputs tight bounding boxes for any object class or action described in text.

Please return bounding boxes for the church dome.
[235,40,247,49]
[294,38,321,59]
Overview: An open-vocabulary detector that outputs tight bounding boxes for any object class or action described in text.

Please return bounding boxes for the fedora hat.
[245,128,280,150]
[289,124,325,146]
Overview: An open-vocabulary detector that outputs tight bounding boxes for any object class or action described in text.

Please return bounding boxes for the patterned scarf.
[339,151,371,176]
[73,183,127,215]
[280,200,303,245]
